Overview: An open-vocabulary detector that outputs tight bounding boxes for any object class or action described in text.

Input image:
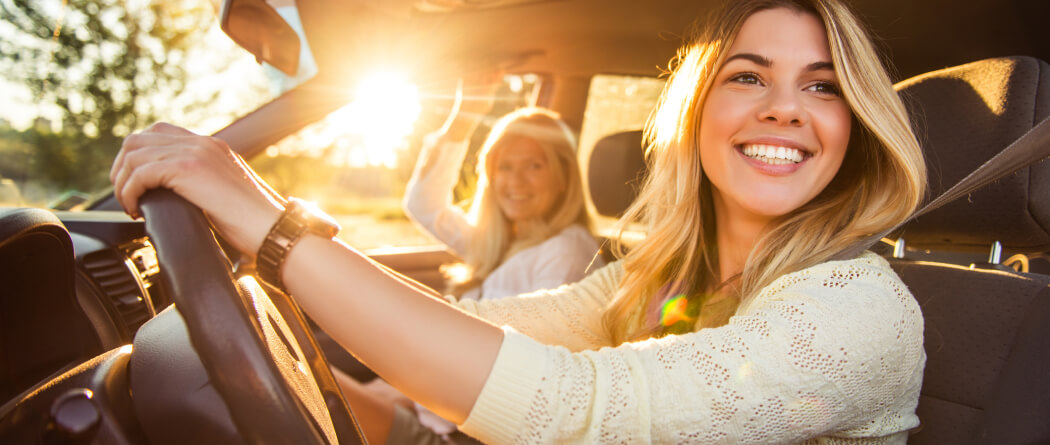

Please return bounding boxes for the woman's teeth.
[741,144,805,164]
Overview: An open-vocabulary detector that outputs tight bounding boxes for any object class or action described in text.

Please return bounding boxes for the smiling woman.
[4,0,1050,442]
[405,105,601,299]
[108,2,929,441]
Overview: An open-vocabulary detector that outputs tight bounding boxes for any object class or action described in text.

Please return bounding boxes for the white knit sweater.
[451,252,925,444]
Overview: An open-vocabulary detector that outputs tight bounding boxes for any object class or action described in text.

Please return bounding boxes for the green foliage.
[0,125,33,183]
[0,0,215,196]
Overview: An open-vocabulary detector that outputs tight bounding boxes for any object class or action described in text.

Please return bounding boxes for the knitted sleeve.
[403,134,474,255]
[452,261,623,352]
[458,253,925,444]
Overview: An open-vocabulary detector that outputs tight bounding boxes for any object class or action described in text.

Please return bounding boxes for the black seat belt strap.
[834,115,1050,261]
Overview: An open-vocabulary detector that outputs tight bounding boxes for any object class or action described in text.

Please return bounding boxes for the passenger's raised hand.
[110,122,285,257]
[441,70,503,141]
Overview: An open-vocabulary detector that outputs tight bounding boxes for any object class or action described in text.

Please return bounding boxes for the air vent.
[82,247,155,334]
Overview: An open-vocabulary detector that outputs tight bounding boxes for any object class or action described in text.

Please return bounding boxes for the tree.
[0,0,215,193]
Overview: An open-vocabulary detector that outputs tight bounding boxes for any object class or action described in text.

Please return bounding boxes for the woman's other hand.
[441,70,504,141]
[110,122,284,257]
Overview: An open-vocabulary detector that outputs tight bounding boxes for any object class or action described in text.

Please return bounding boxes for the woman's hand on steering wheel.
[110,122,284,257]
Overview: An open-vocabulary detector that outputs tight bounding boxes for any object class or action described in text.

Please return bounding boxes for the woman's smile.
[734,137,815,174]
[500,191,542,210]
[740,144,806,165]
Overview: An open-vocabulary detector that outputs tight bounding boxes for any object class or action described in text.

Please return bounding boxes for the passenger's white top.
[403,135,603,301]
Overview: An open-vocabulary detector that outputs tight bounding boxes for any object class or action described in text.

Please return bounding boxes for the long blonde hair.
[603,0,926,344]
[450,107,591,295]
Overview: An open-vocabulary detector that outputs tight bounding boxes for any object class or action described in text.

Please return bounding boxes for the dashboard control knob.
[44,388,100,444]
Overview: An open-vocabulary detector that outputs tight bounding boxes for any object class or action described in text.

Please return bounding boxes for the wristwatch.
[256,197,340,293]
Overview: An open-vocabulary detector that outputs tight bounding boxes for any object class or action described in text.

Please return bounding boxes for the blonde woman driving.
[111,0,927,441]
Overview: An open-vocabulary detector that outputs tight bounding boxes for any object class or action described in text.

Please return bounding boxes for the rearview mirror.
[220,0,301,76]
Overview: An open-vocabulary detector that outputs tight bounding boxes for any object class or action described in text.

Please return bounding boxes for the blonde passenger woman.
[386,95,603,441]
[110,0,928,443]
[404,101,603,301]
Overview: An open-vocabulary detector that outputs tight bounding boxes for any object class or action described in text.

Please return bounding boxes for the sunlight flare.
[266,70,423,168]
[323,71,423,167]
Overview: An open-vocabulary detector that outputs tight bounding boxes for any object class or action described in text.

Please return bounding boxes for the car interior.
[2,0,1049,443]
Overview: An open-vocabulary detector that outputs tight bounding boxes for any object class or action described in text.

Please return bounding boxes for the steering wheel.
[137,189,366,444]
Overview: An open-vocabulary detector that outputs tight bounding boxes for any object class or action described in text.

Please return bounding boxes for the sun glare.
[322,71,422,168]
[267,70,423,168]
[354,71,421,118]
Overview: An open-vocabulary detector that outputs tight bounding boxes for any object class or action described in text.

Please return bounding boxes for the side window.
[578,74,665,236]
[249,74,542,251]
[0,3,274,210]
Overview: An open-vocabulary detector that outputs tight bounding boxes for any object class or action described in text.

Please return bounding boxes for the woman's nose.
[502,167,527,185]
[512,167,531,184]
[758,86,807,126]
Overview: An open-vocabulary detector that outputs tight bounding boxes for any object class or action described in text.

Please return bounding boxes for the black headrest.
[897,56,1050,253]
[588,129,646,217]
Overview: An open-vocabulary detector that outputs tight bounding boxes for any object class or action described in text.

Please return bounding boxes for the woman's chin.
[506,216,547,236]
[737,197,809,221]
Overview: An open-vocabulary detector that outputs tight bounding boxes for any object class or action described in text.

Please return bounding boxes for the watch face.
[288,197,340,237]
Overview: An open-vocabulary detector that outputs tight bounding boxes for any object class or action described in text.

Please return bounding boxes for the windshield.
[0,1,280,209]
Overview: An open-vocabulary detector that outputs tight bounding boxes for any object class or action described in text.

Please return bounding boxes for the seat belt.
[833,115,1050,261]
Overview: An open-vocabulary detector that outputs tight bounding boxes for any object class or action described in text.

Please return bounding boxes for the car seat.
[891,56,1050,445]
[584,56,1050,444]
[588,129,646,219]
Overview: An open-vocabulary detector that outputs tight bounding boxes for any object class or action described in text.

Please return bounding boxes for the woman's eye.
[728,72,762,86]
[806,81,842,96]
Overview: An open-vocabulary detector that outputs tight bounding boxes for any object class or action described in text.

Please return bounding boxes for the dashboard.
[0,209,168,404]
[63,211,169,347]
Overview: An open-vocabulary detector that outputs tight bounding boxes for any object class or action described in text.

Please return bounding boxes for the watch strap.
[256,198,339,293]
